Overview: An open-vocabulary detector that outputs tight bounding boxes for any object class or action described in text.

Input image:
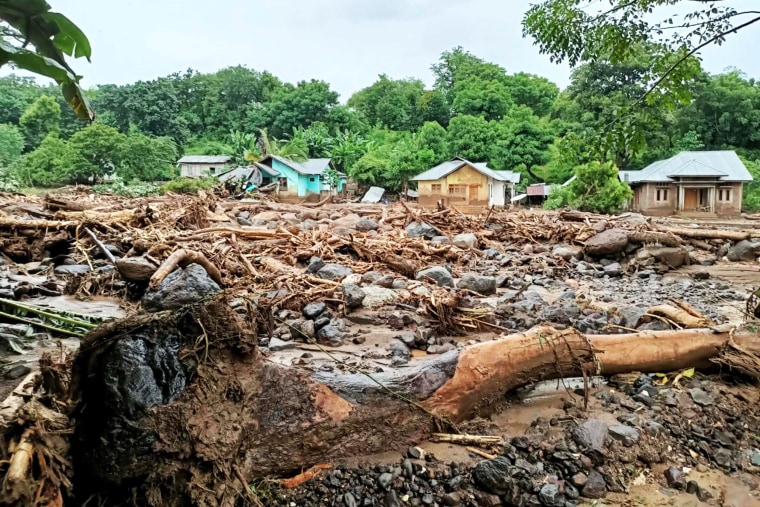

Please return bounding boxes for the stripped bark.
[654,225,749,241]
[148,249,224,289]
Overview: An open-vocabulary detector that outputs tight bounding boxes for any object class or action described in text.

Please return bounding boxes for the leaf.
[5,336,27,354]
[45,11,92,60]
[681,367,695,378]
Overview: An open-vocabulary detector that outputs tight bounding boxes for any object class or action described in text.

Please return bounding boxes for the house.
[177,155,233,178]
[411,157,521,207]
[620,151,752,217]
[257,155,346,200]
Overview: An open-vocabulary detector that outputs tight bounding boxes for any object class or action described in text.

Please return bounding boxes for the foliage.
[0,167,20,192]
[0,123,24,167]
[19,95,61,150]
[63,123,126,183]
[348,75,425,130]
[0,75,40,125]
[741,157,760,212]
[12,133,69,187]
[416,121,450,164]
[322,166,340,192]
[184,137,234,157]
[116,134,177,181]
[0,0,93,119]
[490,106,554,179]
[93,177,159,197]
[446,115,494,163]
[160,177,218,195]
[545,161,632,214]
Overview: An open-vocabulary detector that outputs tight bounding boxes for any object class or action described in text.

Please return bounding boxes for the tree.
[348,75,425,130]
[419,90,450,127]
[452,78,513,120]
[64,123,126,183]
[417,121,450,164]
[12,134,69,187]
[19,95,61,150]
[446,115,494,162]
[503,72,559,117]
[116,135,177,181]
[490,106,554,179]
[432,47,507,104]
[0,75,40,125]
[327,130,369,174]
[0,124,24,167]
[0,0,93,119]
[545,161,632,214]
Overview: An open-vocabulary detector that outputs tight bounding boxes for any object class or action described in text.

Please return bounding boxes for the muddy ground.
[0,191,759,506]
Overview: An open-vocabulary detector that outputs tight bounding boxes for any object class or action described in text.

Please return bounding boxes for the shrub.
[544,161,632,214]
[159,177,217,195]
[93,177,159,197]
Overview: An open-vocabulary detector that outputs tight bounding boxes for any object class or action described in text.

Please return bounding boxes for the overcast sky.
[25,0,760,100]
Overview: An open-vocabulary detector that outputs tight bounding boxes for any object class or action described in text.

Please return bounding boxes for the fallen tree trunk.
[65,300,760,506]
[654,225,749,241]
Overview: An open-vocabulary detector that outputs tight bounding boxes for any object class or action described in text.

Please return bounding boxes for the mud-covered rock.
[142,264,222,312]
[416,266,454,288]
[472,457,518,496]
[457,274,496,295]
[452,233,477,249]
[406,222,442,240]
[584,229,628,256]
[727,240,760,261]
[317,263,353,281]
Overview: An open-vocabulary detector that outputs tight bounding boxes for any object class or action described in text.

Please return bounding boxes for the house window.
[309,177,316,182]
[431,183,442,193]
[718,187,732,202]
[209,167,216,174]
[279,177,288,190]
[448,184,466,196]
[655,187,669,202]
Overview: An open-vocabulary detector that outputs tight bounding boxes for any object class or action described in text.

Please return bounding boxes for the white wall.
[490,180,506,206]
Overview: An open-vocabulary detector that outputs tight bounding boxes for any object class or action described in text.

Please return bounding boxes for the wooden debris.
[149,249,224,289]
[431,433,503,446]
[279,464,332,489]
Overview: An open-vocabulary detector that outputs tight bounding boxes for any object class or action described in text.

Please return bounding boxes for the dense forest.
[1,46,759,205]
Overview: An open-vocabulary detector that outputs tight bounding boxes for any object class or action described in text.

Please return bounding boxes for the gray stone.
[115,256,158,282]
[472,457,518,496]
[431,235,450,245]
[354,217,379,231]
[268,337,296,351]
[416,266,454,288]
[584,229,629,256]
[727,240,760,262]
[637,246,690,268]
[572,419,608,452]
[603,262,623,277]
[542,300,580,324]
[552,245,582,260]
[237,210,250,220]
[236,216,253,226]
[539,483,563,506]
[689,388,713,406]
[406,221,442,240]
[582,470,607,499]
[342,283,365,309]
[452,233,478,249]
[389,340,411,361]
[361,271,383,285]
[620,305,648,328]
[303,302,327,319]
[400,333,415,346]
[316,325,342,345]
[664,467,685,490]
[54,264,91,275]
[362,286,397,308]
[142,264,222,312]
[317,263,353,281]
[300,320,315,339]
[343,492,357,507]
[306,257,325,274]
[608,425,640,446]
[3,364,31,380]
[378,472,393,489]
[457,274,497,295]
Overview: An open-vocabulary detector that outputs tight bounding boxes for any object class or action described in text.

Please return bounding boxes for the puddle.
[27,295,126,319]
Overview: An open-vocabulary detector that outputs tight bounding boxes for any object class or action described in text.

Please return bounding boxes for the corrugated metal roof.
[178,155,233,164]
[254,163,280,177]
[361,186,385,203]
[412,157,521,183]
[271,155,331,175]
[622,151,751,183]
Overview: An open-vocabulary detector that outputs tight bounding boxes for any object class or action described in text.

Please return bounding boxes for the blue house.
[258,155,346,199]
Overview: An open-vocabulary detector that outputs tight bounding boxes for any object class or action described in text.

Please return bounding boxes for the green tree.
[446,115,494,162]
[0,124,24,167]
[419,90,451,126]
[12,134,69,187]
[0,0,93,119]
[741,157,760,211]
[452,78,513,120]
[64,123,126,183]
[490,106,554,179]
[348,75,426,130]
[19,96,61,150]
[545,161,632,214]
[673,130,705,153]
[327,130,369,174]
[432,47,507,104]
[503,72,559,117]
[416,121,450,164]
[116,135,178,181]
[0,75,40,125]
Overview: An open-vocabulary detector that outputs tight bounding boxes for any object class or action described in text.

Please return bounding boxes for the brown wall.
[714,182,743,216]
[417,164,490,207]
[635,183,676,216]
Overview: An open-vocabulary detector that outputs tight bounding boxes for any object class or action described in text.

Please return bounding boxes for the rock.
[637,246,689,268]
[354,217,379,231]
[472,457,518,496]
[749,450,760,467]
[252,211,281,222]
[539,483,563,506]
[541,300,580,324]
[608,425,640,446]
[664,467,685,490]
[300,320,315,339]
[416,266,454,288]
[342,283,365,309]
[115,256,158,282]
[303,303,327,319]
[552,245,582,260]
[362,286,397,308]
[306,257,326,274]
[431,235,450,245]
[457,274,497,295]
[406,221,442,240]
[572,419,608,452]
[378,472,393,489]
[619,305,648,328]
[582,470,607,499]
[689,388,713,406]
[236,217,253,226]
[571,472,588,488]
[317,264,353,281]
[727,240,760,261]
[452,233,477,249]
[54,264,91,275]
[332,213,362,229]
[3,364,31,380]
[316,325,342,345]
[442,492,461,506]
[142,264,222,312]
[389,340,411,362]
[621,213,648,225]
[343,492,357,507]
[267,337,296,351]
[714,448,732,468]
[361,271,383,285]
[603,262,623,277]
[584,229,629,257]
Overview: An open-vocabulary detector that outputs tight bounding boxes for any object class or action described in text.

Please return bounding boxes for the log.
[627,231,681,248]
[3,429,34,488]
[641,304,713,329]
[84,227,116,264]
[68,302,760,505]
[430,433,502,445]
[654,225,749,241]
[148,249,224,289]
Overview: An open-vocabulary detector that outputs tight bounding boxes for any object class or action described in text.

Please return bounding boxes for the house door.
[468,185,479,204]
[684,188,698,211]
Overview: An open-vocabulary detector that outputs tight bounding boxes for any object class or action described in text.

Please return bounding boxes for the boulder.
[331,213,362,229]
[54,264,91,275]
[471,457,519,496]
[584,229,629,256]
[252,211,281,222]
[362,287,397,308]
[306,257,325,274]
[406,221,442,240]
[457,274,497,295]
[116,256,158,282]
[303,303,327,319]
[354,217,379,232]
[142,264,222,312]
[637,246,689,268]
[603,262,623,277]
[342,283,365,309]
[552,245,582,261]
[416,266,454,288]
[572,419,608,452]
[317,264,353,281]
[608,424,640,446]
[582,470,607,499]
[452,233,477,249]
[727,240,760,261]
[236,217,253,226]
